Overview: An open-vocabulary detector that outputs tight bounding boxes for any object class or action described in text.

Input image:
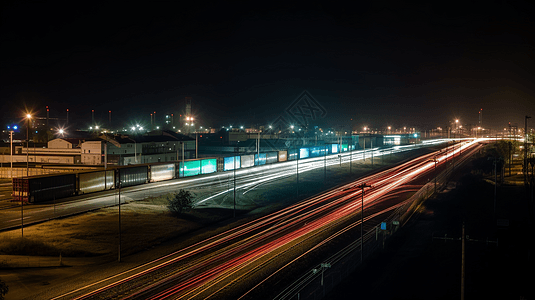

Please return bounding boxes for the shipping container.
[288,149,298,161]
[266,152,278,164]
[299,148,310,159]
[179,160,201,177]
[79,170,114,194]
[117,166,148,187]
[254,153,267,166]
[240,154,254,168]
[330,144,339,154]
[150,163,175,182]
[278,150,288,162]
[223,156,241,171]
[309,146,327,158]
[201,159,217,174]
[13,173,77,203]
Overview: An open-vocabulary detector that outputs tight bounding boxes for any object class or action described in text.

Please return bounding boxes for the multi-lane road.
[45,139,481,300]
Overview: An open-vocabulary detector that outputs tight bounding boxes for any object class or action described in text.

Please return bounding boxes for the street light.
[430,156,438,193]
[356,182,372,262]
[25,113,32,177]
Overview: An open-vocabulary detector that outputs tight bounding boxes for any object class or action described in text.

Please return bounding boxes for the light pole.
[455,119,459,139]
[296,150,299,197]
[430,156,438,193]
[25,114,32,177]
[117,169,122,262]
[233,154,236,218]
[524,116,531,185]
[9,130,14,178]
[356,182,372,262]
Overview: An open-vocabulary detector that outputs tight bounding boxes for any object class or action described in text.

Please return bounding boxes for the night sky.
[1,1,534,131]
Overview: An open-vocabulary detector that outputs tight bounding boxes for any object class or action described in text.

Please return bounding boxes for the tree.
[167,189,194,215]
[0,278,8,300]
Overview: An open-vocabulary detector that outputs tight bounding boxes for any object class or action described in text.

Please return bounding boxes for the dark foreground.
[326,162,535,300]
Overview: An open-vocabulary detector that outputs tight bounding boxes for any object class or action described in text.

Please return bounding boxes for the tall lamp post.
[356,182,372,262]
[9,130,14,178]
[25,114,32,177]
[430,156,438,193]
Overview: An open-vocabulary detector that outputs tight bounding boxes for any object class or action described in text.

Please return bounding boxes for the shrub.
[167,189,194,215]
[0,278,8,300]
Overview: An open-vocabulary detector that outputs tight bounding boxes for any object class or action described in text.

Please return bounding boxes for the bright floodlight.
[59,129,64,134]
[131,127,136,131]
[26,114,32,119]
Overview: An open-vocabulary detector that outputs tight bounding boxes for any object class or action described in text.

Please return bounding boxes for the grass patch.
[0,236,98,257]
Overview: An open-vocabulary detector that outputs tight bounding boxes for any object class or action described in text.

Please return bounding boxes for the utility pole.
[324,145,327,183]
[356,182,372,262]
[296,151,299,197]
[430,156,438,193]
[371,140,374,166]
[233,154,236,218]
[461,222,465,300]
[524,116,531,185]
[350,142,352,174]
[433,222,498,300]
[9,131,13,179]
[117,169,121,262]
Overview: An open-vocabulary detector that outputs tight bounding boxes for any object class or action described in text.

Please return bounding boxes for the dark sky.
[1,1,534,131]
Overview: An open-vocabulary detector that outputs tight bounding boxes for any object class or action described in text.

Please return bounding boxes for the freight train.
[12,145,350,203]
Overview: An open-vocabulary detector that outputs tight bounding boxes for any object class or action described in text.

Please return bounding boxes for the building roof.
[103,130,194,145]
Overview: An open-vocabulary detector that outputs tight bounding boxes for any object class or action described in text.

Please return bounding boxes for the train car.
[278,150,288,162]
[117,165,149,187]
[329,144,339,154]
[13,173,77,203]
[200,159,217,174]
[266,152,278,164]
[179,160,202,177]
[240,154,254,168]
[79,170,115,194]
[254,153,267,166]
[299,148,310,159]
[309,146,326,158]
[150,163,175,182]
[287,149,298,161]
[223,156,241,171]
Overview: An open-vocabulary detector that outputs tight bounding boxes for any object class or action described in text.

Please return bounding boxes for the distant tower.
[92,109,95,125]
[185,97,192,134]
[108,110,112,127]
[46,105,49,128]
[66,109,69,124]
[185,97,192,117]
[478,108,483,127]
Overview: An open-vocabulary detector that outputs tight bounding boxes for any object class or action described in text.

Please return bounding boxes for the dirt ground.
[0,194,236,262]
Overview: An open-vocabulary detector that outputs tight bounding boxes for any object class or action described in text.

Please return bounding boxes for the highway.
[49,139,482,300]
[0,140,450,231]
